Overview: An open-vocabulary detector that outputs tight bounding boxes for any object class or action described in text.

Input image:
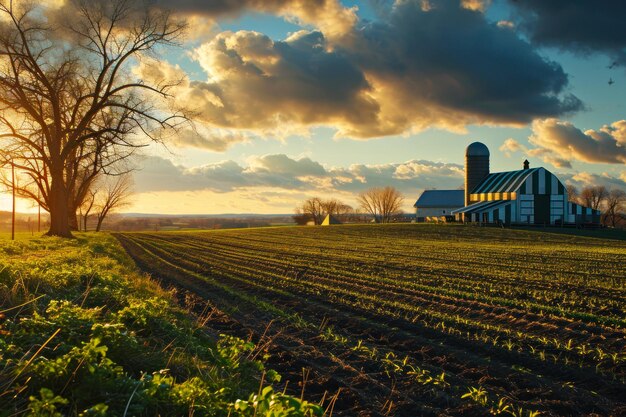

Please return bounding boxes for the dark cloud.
[144,0,583,139]
[345,0,581,134]
[508,0,626,66]
[151,0,357,40]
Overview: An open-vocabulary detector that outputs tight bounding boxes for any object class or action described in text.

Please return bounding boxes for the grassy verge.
[0,233,321,416]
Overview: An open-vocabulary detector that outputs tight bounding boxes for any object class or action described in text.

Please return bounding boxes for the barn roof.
[414,190,464,208]
[452,200,510,215]
[472,168,540,194]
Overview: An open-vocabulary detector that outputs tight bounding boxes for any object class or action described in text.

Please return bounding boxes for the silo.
[465,142,490,207]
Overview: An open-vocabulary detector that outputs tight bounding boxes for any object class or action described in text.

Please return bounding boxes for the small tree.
[357,186,404,223]
[80,188,99,232]
[566,184,579,204]
[94,174,133,232]
[580,186,608,210]
[321,199,353,217]
[603,189,626,228]
[295,197,353,225]
[298,197,325,225]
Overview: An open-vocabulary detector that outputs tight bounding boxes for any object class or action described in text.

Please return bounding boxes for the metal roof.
[471,168,540,194]
[452,200,510,214]
[414,190,464,208]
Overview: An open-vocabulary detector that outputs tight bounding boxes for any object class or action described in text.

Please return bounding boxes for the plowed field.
[115,225,626,417]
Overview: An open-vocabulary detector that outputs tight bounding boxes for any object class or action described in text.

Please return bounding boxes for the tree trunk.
[83,214,89,232]
[96,215,104,232]
[69,209,80,231]
[46,168,73,238]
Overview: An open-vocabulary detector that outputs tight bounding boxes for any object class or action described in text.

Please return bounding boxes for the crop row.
[115,225,626,416]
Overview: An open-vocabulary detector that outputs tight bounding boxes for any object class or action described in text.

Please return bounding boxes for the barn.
[413,190,464,222]
[439,142,601,226]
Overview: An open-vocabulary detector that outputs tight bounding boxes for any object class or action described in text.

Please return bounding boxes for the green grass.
[0,233,322,416]
[0,231,42,241]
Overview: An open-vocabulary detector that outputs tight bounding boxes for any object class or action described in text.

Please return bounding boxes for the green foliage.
[234,386,323,417]
[0,233,312,417]
[27,388,68,417]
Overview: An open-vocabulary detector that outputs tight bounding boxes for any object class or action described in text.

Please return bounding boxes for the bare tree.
[294,197,353,225]
[80,187,99,232]
[297,197,325,225]
[94,174,133,232]
[357,188,381,222]
[357,186,404,223]
[566,184,579,204]
[0,0,186,237]
[603,188,626,228]
[580,186,608,210]
[321,198,352,217]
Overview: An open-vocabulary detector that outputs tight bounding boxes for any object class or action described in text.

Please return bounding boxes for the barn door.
[534,194,550,225]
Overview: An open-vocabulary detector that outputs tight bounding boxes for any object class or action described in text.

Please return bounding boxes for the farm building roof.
[471,168,540,194]
[413,190,464,208]
[321,214,342,225]
[451,200,509,215]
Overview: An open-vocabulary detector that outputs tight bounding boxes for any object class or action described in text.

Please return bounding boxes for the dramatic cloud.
[136,0,581,142]
[509,1,626,66]
[529,119,626,165]
[133,154,464,197]
[136,30,379,139]
[346,0,581,135]
[561,171,626,192]
[499,137,572,168]
[173,129,249,152]
[152,0,358,41]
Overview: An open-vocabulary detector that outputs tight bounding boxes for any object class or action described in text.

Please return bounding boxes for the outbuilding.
[413,190,464,222]
[321,214,342,226]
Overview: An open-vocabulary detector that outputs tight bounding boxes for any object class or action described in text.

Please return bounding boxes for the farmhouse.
[419,142,600,226]
[413,190,464,222]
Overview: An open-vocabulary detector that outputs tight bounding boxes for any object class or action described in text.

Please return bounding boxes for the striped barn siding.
[538,169,546,194]
[459,166,598,225]
[453,200,514,224]
[567,202,601,224]
[470,168,565,203]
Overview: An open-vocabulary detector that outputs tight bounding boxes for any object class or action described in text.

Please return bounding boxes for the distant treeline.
[104,216,295,232]
[0,211,48,233]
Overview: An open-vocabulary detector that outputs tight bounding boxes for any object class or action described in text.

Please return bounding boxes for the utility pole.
[11,160,15,241]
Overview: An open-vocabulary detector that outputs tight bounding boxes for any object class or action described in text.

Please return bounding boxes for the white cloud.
[562,171,626,190]
[133,154,464,197]
[529,118,626,165]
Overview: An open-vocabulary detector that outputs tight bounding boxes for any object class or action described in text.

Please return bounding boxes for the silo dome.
[466,142,490,157]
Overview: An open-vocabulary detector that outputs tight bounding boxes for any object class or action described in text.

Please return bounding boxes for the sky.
[1,0,626,215]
